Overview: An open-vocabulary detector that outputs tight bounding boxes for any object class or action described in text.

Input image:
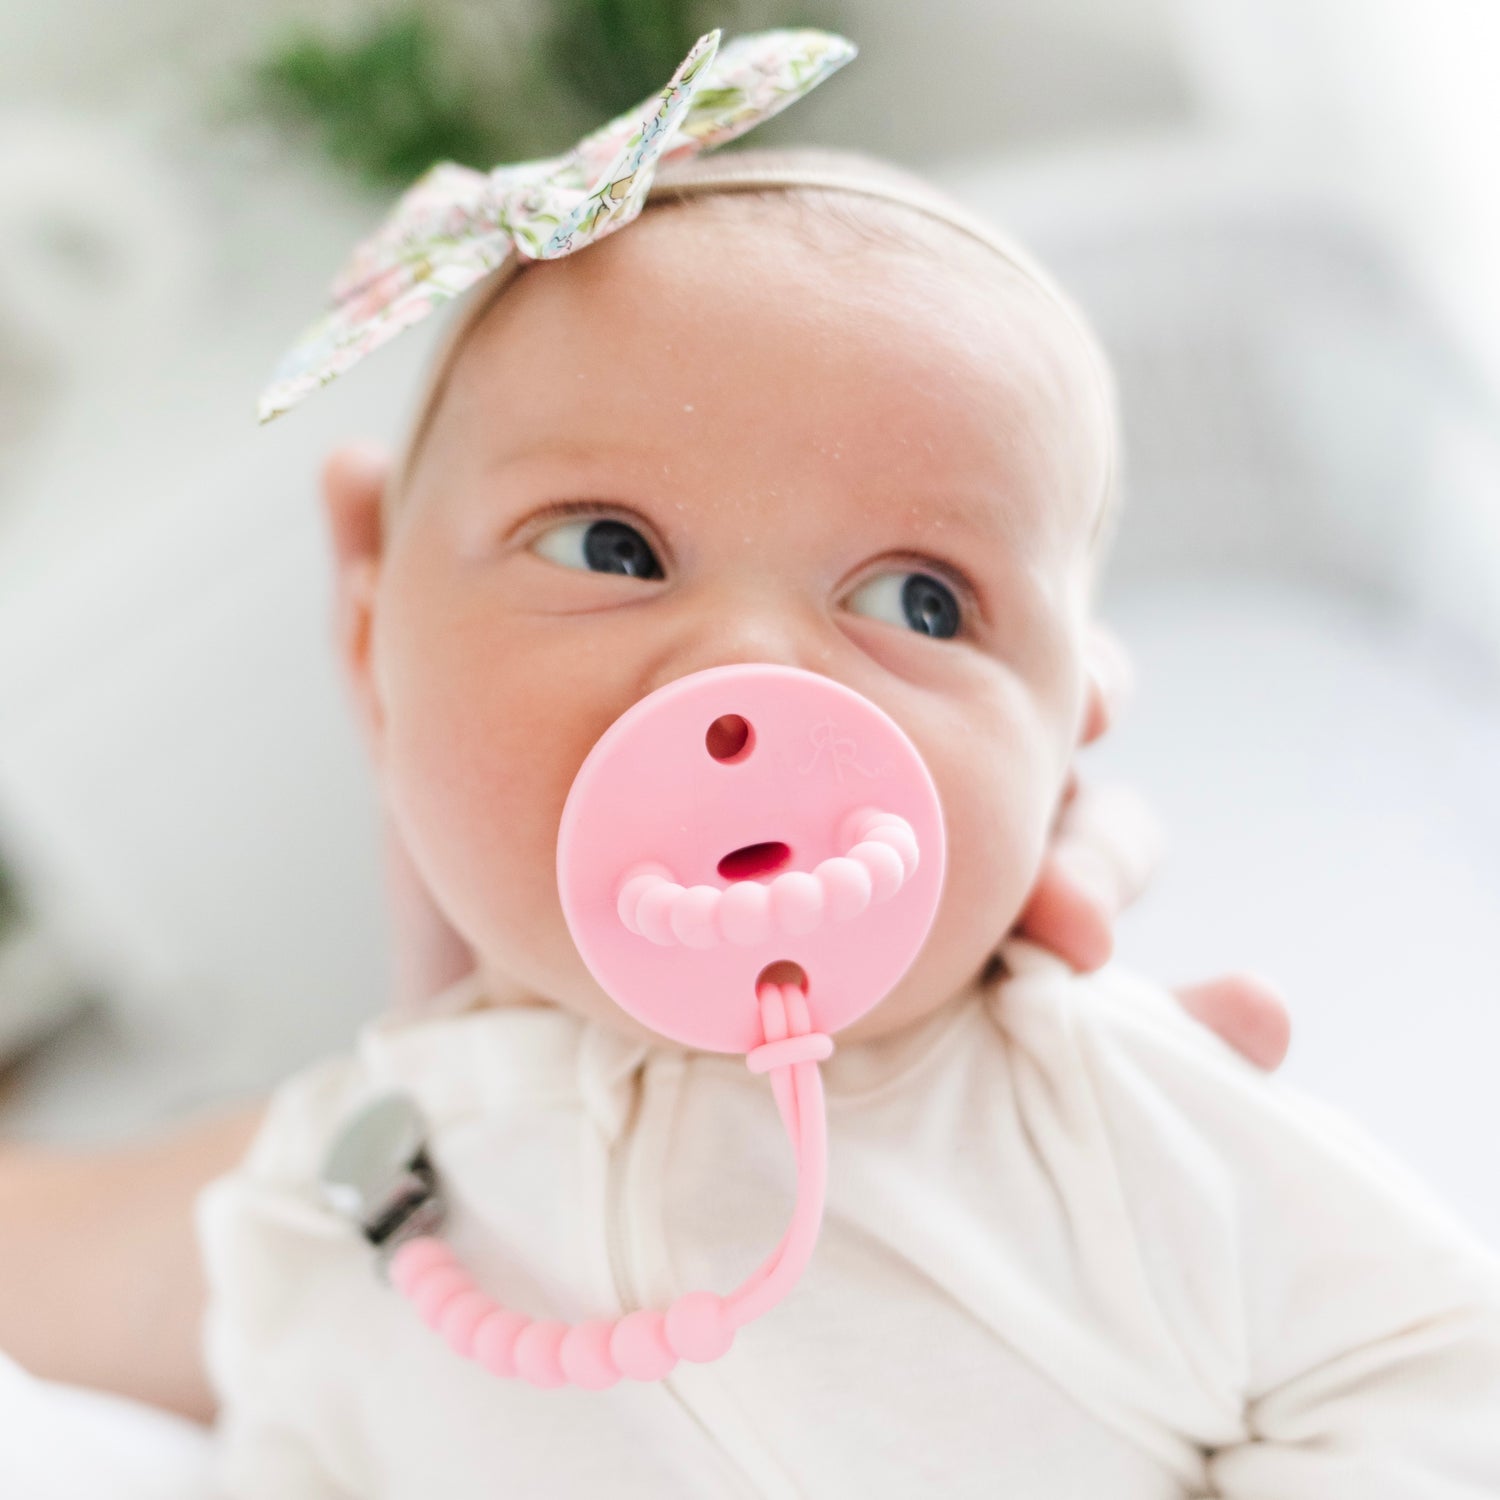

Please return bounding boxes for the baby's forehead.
[456,187,1098,394]
[420,191,1111,555]
[648,191,1082,354]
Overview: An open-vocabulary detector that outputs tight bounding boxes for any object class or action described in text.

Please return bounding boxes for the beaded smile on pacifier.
[321,663,945,1389]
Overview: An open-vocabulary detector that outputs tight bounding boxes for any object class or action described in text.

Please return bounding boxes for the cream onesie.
[197,939,1500,1498]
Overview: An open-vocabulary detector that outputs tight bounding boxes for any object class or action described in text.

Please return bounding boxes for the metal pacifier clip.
[321,663,945,1389]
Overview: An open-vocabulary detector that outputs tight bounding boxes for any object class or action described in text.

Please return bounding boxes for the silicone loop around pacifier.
[615,804,919,950]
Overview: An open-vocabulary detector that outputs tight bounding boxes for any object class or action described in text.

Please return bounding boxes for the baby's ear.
[320,442,391,756]
[1078,623,1133,747]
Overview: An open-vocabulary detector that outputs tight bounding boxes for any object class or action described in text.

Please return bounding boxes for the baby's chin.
[834,938,1001,1044]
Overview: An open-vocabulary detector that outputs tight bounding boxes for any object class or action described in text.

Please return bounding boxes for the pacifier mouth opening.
[705,713,754,763]
[717,840,792,881]
[756,959,808,994]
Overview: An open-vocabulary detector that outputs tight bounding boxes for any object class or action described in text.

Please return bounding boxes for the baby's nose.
[641,590,827,699]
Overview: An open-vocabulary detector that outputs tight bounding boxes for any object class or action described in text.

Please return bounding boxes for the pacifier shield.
[556,664,945,1052]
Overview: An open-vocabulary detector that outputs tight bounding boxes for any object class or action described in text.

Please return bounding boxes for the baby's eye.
[531,516,664,580]
[846,569,963,639]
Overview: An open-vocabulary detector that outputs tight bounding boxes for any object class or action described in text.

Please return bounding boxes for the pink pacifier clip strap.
[387,978,830,1389]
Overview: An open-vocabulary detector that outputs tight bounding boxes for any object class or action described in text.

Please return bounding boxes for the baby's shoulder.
[976,940,1400,1227]
[232,979,603,1191]
[982,939,1488,1259]
[238,1050,374,1188]
[971,941,1266,1193]
[983,938,1267,1105]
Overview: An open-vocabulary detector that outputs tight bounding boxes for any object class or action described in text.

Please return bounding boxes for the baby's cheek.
[381,651,584,965]
[927,702,1059,947]
[844,730,1051,1042]
[945,765,1048,933]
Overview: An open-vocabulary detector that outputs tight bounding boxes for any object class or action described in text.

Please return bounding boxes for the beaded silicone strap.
[388,978,830,1388]
[616,806,919,950]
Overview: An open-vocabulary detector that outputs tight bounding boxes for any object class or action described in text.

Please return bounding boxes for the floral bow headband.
[257,27,856,423]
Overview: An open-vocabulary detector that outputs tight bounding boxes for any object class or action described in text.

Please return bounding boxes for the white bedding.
[0,1350,213,1499]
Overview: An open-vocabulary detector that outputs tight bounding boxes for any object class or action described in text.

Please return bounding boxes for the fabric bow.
[257,27,856,423]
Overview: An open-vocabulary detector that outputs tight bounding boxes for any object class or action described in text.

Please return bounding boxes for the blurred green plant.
[250,0,837,188]
[252,11,512,186]
[542,0,719,120]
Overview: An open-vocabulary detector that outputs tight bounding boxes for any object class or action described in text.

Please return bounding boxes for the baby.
[197,35,1500,1500]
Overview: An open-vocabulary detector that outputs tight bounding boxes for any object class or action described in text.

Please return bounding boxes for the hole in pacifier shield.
[706,714,753,763]
[555,664,946,1054]
[757,960,807,992]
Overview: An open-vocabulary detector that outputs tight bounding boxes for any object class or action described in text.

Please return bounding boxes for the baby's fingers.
[1017,780,1164,972]
[1173,975,1292,1072]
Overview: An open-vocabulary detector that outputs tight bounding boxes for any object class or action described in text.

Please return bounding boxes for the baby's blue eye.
[846,570,963,639]
[532,517,664,579]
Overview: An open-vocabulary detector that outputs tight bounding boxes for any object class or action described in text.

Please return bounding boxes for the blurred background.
[0,0,1496,1245]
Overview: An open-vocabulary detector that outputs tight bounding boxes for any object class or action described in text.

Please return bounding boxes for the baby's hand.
[1016,628,1292,1071]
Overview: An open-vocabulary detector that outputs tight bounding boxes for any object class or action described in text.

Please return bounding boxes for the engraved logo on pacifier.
[799,717,882,781]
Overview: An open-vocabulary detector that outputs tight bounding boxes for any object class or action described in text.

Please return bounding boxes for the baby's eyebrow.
[480,442,670,494]
[895,486,1018,549]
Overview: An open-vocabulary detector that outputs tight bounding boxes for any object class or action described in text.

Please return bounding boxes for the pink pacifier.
[339,664,944,1389]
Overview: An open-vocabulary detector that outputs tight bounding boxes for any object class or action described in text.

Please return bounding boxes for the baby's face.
[364,201,1109,1042]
